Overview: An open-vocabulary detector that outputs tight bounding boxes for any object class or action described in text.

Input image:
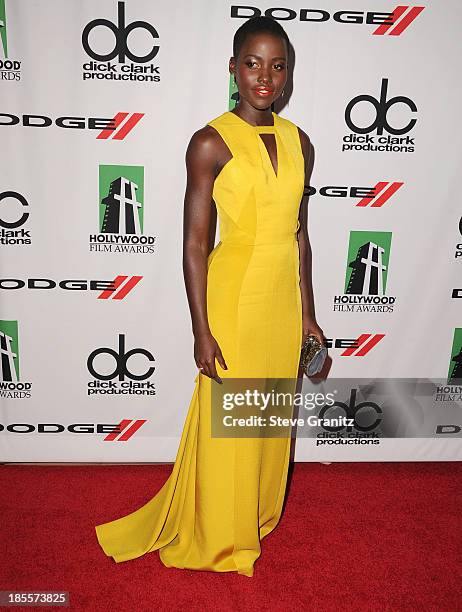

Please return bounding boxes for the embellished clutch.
[300,334,327,376]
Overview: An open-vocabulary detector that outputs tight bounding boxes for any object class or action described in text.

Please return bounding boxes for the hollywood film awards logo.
[0,320,31,399]
[87,334,156,397]
[229,74,239,110]
[82,1,160,83]
[333,231,396,313]
[89,165,155,254]
[0,190,31,245]
[434,329,462,402]
[0,0,22,82]
[447,330,462,386]
[343,78,417,154]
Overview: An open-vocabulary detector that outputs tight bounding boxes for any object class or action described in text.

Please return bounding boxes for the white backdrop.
[1,0,461,462]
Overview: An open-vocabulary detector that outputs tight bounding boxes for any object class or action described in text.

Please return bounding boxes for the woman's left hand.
[302,317,326,347]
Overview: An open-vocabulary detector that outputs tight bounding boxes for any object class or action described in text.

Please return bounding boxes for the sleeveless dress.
[95,110,305,577]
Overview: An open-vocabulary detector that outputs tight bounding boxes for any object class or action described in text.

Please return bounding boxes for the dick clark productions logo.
[343,78,417,153]
[87,334,156,396]
[82,1,160,83]
[0,190,31,245]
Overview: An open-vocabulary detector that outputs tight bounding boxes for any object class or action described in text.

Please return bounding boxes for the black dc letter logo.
[345,78,417,136]
[87,334,155,381]
[0,191,29,229]
[82,1,159,63]
[319,388,382,432]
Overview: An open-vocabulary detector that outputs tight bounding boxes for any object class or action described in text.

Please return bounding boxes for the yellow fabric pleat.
[95,111,305,577]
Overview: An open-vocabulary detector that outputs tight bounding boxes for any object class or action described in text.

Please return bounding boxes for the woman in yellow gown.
[95,15,324,577]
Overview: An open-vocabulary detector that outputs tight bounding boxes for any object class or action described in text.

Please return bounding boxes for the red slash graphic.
[341,334,385,356]
[98,275,143,300]
[104,419,147,441]
[373,6,425,36]
[356,182,404,207]
[97,112,144,140]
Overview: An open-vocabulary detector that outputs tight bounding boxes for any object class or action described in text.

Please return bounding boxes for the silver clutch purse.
[300,334,327,376]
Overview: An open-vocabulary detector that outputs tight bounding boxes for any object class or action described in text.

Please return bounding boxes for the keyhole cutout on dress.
[258,133,278,178]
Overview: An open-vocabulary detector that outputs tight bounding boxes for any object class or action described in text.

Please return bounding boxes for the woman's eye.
[246,61,258,68]
[274,64,286,71]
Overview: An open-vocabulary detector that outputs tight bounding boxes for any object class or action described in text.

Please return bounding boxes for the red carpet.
[1,462,461,611]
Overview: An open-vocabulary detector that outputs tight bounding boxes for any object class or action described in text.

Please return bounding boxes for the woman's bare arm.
[182,125,231,381]
[297,127,325,345]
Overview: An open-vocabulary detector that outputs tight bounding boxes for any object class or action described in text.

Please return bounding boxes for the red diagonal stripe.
[98,275,128,300]
[112,275,143,300]
[371,182,403,207]
[355,334,385,356]
[96,112,128,140]
[372,6,408,35]
[341,334,372,356]
[389,6,424,35]
[356,182,388,207]
[103,419,132,441]
[117,419,147,441]
[112,112,144,140]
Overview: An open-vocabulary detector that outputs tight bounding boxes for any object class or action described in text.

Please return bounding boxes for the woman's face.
[230,32,288,110]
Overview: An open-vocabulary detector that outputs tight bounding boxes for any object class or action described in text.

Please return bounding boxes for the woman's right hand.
[194,331,227,383]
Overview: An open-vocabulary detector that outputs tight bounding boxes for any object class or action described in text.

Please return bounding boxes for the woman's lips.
[254,88,274,97]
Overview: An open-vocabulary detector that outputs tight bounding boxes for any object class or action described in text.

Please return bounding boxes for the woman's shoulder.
[189,111,233,142]
[206,111,233,127]
[186,113,231,160]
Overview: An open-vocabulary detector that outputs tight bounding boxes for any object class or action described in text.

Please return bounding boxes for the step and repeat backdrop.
[1,1,461,462]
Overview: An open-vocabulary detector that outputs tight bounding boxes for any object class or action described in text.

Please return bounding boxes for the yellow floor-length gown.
[95,110,305,577]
